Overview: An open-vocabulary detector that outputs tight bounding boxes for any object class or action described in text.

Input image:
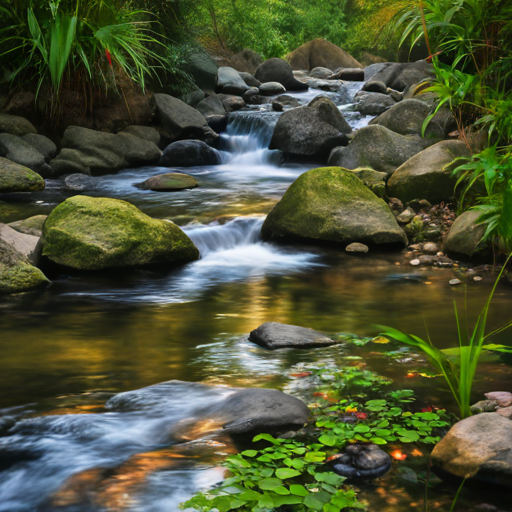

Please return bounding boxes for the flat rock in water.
[249,322,337,349]
[140,173,198,191]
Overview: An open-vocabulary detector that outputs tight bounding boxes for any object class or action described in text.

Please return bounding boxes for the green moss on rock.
[261,167,407,246]
[0,157,45,193]
[42,195,199,270]
[8,215,48,236]
[0,262,49,294]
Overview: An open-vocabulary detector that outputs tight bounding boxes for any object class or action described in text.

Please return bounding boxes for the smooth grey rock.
[160,140,222,167]
[328,125,434,175]
[217,66,250,95]
[187,51,218,92]
[346,242,369,254]
[196,95,226,117]
[21,133,57,160]
[120,125,160,145]
[309,67,333,79]
[329,68,365,81]
[255,58,308,91]
[238,71,261,87]
[370,60,435,91]
[258,82,286,96]
[270,96,351,157]
[0,114,37,136]
[249,322,337,349]
[217,94,246,113]
[362,81,388,94]
[64,173,96,191]
[364,63,393,81]
[444,210,486,256]
[354,91,395,116]
[0,133,51,177]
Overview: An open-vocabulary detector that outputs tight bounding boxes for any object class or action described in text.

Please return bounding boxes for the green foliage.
[379,257,512,419]
[181,433,363,512]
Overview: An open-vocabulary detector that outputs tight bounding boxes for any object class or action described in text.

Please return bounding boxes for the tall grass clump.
[378,255,512,419]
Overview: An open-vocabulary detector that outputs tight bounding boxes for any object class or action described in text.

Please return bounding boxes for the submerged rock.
[249,322,337,349]
[140,173,198,191]
[261,167,407,247]
[42,196,199,270]
[329,444,391,481]
[432,412,512,488]
[64,173,96,192]
[328,125,434,175]
[270,96,352,158]
[0,157,45,193]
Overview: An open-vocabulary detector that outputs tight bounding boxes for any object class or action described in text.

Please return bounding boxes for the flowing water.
[1,84,511,512]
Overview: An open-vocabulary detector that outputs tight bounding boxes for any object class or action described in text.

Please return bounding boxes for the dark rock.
[444,210,486,256]
[270,96,351,158]
[120,125,160,145]
[139,173,198,191]
[217,67,250,95]
[238,72,261,87]
[329,444,391,481]
[64,173,96,191]
[272,95,301,111]
[0,113,37,136]
[160,140,222,167]
[258,82,287,96]
[329,68,365,81]
[229,49,263,74]
[0,133,51,177]
[255,58,308,91]
[370,60,435,92]
[0,157,45,193]
[249,322,337,349]
[309,67,333,79]
[362,81,388,94]
[354,91,395,116]
[182,89,205,108]
[387,140,471,204]
[21,133,57,161]
[364,63,393,81]
[432,413,512,488]
[217,94,246,113]
[286,39,362,71]
[196,95,226,117]
[328,125,434,175]
[187,51,218,93]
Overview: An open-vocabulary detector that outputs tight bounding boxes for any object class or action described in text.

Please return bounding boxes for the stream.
[1,83,512,512]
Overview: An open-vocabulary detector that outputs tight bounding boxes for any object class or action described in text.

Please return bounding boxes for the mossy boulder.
[261,167,407,247]
[387,140,471,204]
[443,210,486,256]
[0,157,45,193]
[42,196,199,270]
[8,215,47,237]
[0,238,49,294]
[348,167,387,198]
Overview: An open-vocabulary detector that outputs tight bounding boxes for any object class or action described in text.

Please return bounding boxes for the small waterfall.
[220,112,282,166]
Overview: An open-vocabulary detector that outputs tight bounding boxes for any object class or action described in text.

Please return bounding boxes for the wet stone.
[329,444,391,481]
[449,278,462,286]
[345,242,369,254]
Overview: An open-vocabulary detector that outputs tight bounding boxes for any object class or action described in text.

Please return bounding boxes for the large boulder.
[8,215,47,237]
[120,125,160,146]
[21,133,57,161]
[444,210,486,256]
[261,167,407,247]
[50,126,161,176]
[369,60,435,92]
[239,72,261,87]
[286,39,362,71]
[42,196,199,270]
[139,173,198,191]
[258,82,286,96]
[196,95,226,118]
[255,58,308,91]
[432,413,512,488]
[354,91,395,116]
[328,125,434,175]
[0,237,49,294]
[0,157,45,193]
[217,67,250,95]
[106,380,311,438]
[369,99,448,138]
[249,322,337,349]
[187,51,218,92]
[270,97,352,158]
[0,223,41,264]
[160,140,222,167]
[0,133,51,176]
[154,93,218,144]
[387,140,471,203]
[229,49,263,74]
[0,114,37,136]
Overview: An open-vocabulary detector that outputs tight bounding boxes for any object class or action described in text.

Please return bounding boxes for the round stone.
[346,242,369,254]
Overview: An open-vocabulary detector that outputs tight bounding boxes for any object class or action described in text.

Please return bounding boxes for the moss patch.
[0,262,49,294]
[0,157,45,193]
[42,195,199,270]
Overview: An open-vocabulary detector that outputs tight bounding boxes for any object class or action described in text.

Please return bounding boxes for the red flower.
[105,48,112,67]
[421,406,433,413]
[354,412,367,420]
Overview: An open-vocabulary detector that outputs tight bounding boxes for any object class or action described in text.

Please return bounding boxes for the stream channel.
[1,84,512,512]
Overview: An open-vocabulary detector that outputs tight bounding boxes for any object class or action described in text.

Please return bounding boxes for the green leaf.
[305,451,326,463]
[253,433,280,444]
[239,489,262,501]
[229,498,245,509]
[319,435,337,446]
[290,484,309,496]
[258,478,283,491]
[371,437,388,444]
[258,494,274,508]
[275,468,301,479]
[304,494,324,510]
[241,450,258,457]
[273,495,303,506]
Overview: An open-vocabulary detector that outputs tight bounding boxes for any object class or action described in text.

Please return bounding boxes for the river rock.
[217,66,250,95]
[0,237,49,294]
[272,95,301,111]
[217,94,246,112]
[140,173,198,191]
[238,72,261,87]
[64,173,96,191]
[270,97,352,158]
[329,444,391,481]
[21,133,57,160]
[370,60,435,92]
[387,140,471,203]
[364,63,393,81]
[42,196,199,270]
[120,125,160,146]
[361,81,388,94]
[431,412,512,487]
[106,380,311,438]
[258,82,286,96]
[255,58,308,91]
[187,51,218,93]
[154,93,218,144]
[160,140,222,167]
[328,125,434,175]
[348,168,387,198]
[261,167,407,247]
[444,210,486,256]
[0,114,37,136]
[485,392,512,408]
[50,126,161,176]
[310,67,332,79]
[196,95,226,118]
[249,322,337,350]
[354,91,395,116]
[329,68,365,81]
[0,133,51,177]
[346,242,369,254]
[286,39,362,71]
[8,215,47,237]
[229,48,263,74]
[0,157,45,193]
[183,89,205,108]
[0,223,41,264]
[370,99,446,138]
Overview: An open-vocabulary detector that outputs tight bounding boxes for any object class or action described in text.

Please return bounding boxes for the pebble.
[423,242,438,254]
[474,276,483,282]
[345,242,369,254]
[449,278,462,286]
[418,255,435,266]
[410,259,421,266]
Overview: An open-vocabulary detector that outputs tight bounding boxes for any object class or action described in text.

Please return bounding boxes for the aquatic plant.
[379,256,512,419]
